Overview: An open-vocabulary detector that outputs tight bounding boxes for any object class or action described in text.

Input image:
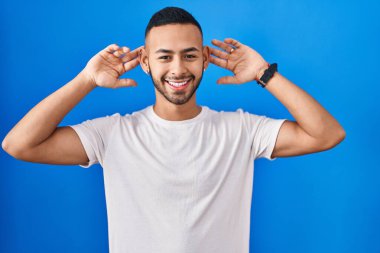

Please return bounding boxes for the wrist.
[256,62,270,81]
[78,69,97,90]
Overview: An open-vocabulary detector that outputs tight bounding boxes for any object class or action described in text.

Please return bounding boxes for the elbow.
[2,136,11,154]
[338,128,346,143]
[335,126,346,144]
[2,137,16,158]
[2,136,26,160]
[3,133,40,161]
[323,128,346,150]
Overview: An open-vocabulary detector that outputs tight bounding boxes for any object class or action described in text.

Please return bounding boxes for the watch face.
[260,74,269,83]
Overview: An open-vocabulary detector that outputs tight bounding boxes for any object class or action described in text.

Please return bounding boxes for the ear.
[202,45,211,71]
[139,46,150,74]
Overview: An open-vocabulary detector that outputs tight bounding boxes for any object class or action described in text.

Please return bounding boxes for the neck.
[153,98,202,121]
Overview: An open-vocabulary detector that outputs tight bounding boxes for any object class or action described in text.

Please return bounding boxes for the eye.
[185,55,196,59]
[158,56,170,60]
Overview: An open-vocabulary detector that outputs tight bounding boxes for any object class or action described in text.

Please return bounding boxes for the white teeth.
[166,79,190,87]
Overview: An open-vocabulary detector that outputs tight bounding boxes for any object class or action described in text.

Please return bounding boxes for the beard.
[148,64,204,105]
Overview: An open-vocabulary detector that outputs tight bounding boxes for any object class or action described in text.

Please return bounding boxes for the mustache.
[163,76,194,81]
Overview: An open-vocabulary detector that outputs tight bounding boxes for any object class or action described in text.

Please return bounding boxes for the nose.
[169,56,187,78]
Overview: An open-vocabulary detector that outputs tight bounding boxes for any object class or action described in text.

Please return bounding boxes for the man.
[2,6,345,253]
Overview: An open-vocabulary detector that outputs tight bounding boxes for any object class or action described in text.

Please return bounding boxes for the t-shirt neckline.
[147,105,208,126]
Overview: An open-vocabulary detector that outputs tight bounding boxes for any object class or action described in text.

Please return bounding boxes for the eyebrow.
[155,47,200,54]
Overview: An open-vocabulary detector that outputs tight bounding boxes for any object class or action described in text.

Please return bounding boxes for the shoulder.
[206,107,263,125]
[203,107,258,136]
[107,105,153,125]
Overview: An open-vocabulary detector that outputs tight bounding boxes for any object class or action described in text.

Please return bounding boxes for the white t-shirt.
[70,105,286,253]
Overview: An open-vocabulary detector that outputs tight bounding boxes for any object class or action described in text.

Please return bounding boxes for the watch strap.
[257,63,278,88]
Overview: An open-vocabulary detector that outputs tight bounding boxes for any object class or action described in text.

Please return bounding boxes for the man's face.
[141,24,209,105]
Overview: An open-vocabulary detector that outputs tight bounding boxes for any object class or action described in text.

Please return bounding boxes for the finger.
[209,56,227,68]
[210,47,229,60]
[122,46,130,53]
[114,78,138,88]
[104,44,120,53]
[134,46,145,56]
[118,46,130,57]
[121,46,143,63]
[135,45,145,52]
[211,39,234,53]
[224,38,242,48]
[123,58,140,72]
[113,47,127,58]
[217,76,239,85]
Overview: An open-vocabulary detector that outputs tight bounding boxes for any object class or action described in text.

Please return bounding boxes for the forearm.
[2,70,95,150]
[263,72,345,140]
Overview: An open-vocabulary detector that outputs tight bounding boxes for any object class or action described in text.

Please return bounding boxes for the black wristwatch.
[257,63,278,88]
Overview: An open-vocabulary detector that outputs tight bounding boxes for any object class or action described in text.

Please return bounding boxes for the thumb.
[114,78,137,88]
[217,76,238,85]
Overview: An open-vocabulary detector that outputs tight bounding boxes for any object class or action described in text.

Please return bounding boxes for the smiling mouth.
[165,78,192,91]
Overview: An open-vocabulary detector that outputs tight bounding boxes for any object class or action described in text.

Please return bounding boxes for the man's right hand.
[82,44,144,89]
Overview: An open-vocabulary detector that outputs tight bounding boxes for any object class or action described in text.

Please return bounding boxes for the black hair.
[144,7,203,39]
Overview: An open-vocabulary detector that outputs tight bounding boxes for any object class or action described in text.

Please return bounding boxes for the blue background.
[1,0,379,252]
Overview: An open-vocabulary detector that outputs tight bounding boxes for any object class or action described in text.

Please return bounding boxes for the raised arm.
[2,44,142,165]
[209,38,345,158]
[260,72,345,158]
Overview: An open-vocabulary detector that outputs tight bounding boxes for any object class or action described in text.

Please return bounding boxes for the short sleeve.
[69,113,121,168]
[239,109,286,161]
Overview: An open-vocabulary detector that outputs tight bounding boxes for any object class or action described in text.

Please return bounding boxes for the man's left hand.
[210,38,269,84]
